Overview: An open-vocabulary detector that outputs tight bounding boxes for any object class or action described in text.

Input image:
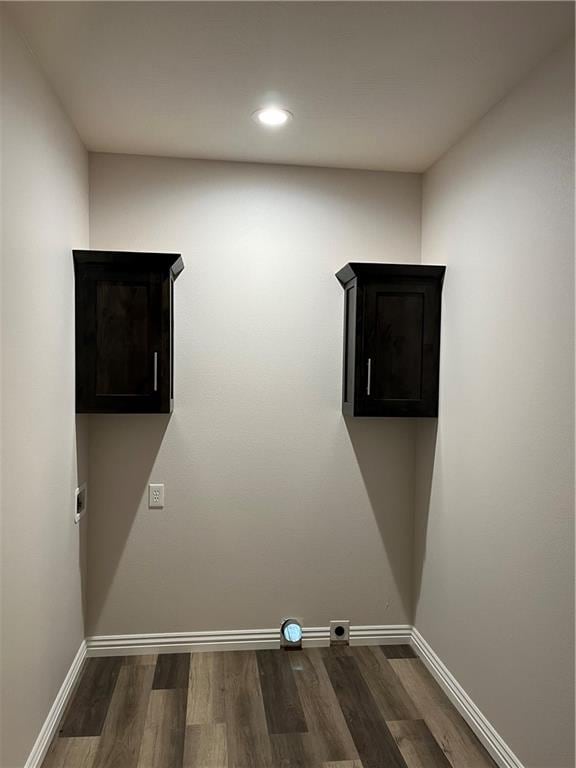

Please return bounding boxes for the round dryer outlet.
[329,620,350,646]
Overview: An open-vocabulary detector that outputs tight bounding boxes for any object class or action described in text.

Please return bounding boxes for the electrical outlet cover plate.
[148,483,165,509]
[330,620,350,645]
[74,483,87,524]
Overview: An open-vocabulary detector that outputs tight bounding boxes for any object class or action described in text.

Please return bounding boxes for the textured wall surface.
[87,155,421,636]
[416,40,574,768]
[0,13,89,768]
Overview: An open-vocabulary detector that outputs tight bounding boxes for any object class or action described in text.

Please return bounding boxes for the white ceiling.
[8,1,574,171]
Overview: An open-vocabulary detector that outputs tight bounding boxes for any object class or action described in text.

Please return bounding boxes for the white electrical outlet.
[330,620,350,646]
[148,483,165,509]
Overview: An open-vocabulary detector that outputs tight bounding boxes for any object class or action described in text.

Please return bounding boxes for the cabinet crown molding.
[336,261,445,286]
[73,249,184,280]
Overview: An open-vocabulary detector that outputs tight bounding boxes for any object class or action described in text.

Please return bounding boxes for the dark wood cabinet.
[336,263,445,417]
[73,250,184,413]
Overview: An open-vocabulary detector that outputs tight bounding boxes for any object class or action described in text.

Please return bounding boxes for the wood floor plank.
[257,649,308,735]
[42,737,99,768]
[389,660,497,768]
[187,652,226,725]
[322,762,364,768]
[289,649,359,763]
[381,645,418,660]
[59,657,122,737]
[124,655,158,666]
[323,654,408,768]
[153,652,191,690]
[388,720,452,768]
[351,646,420,721]
[318,646,351,659]
[224,651,272,768]
[136,689,187,768]
[92,664,154,768]
[270,732,320,768]
[45,648,496,768]
[183,723,228,768]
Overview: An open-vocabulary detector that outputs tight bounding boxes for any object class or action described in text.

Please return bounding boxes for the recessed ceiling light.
[252,107,293,127]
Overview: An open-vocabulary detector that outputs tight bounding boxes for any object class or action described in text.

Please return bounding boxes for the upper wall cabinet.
[336,263,445,417]
[74,250,184,414]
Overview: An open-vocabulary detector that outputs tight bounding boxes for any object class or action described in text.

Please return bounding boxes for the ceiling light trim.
[252,107,293,128]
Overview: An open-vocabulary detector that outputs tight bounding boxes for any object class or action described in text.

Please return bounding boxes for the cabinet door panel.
[96,281,152,396]
[371,291,424,401]
[77,267,164,413]
[360,279,440,416]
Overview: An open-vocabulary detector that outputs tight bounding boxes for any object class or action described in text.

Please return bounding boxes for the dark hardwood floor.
[42,645,497,768]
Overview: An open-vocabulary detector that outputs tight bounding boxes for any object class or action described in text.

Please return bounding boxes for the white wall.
[0,13,89,768]
[416,40,574,768]
[87,154,421,636]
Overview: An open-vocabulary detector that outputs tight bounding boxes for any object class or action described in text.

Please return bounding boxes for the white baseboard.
[350,624,412,645]
[24,640,87,768]
[411,628,524,768]
[85,624,413,656]
[27,626,522,768]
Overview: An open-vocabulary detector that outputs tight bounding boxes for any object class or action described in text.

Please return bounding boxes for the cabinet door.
[361,280,440,416]
[77,267,163,412]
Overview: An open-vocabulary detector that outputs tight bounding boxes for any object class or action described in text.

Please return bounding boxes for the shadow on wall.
[412,419,439,611]
[345,416,417,623]
[85,415,170,634]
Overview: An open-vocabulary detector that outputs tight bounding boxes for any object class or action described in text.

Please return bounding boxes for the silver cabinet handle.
[153,352,158,392]
[367,358,372,396]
